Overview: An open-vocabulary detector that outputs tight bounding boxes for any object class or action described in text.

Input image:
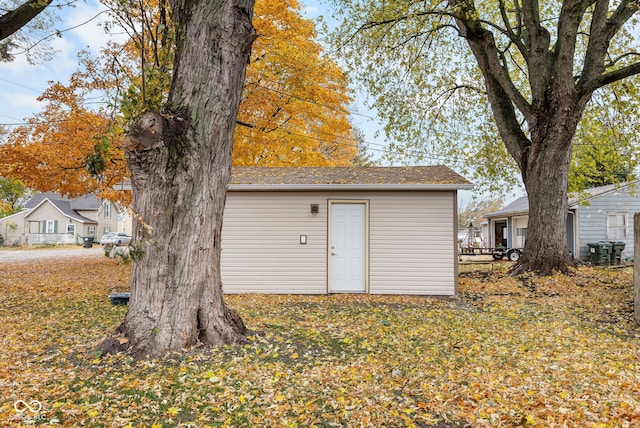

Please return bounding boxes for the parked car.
[100,232,132,246]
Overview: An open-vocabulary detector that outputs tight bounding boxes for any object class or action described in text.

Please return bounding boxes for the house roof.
[24,193,101,224]
[485,181,638,218]
[485,195,528,218]
[24,193,102,211]
[228,166,473,190]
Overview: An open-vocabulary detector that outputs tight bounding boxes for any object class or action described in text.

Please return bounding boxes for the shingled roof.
[24,193,100,224]
[229,166,472,190]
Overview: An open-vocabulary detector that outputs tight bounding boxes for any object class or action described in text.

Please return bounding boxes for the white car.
[100,232,132,246]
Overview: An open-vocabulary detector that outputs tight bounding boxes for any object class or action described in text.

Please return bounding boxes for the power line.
[10,9,111,57]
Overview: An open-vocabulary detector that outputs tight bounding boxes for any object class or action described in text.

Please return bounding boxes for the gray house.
[220,166,472,295]
[0,193,125,246]
[485,181,639,261]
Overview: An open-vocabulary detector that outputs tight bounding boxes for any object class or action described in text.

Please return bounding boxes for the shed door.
[329,203,366,293]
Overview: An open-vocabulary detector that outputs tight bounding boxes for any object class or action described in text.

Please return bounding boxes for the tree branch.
[452,0,533,120]
[0,0,53,41]
[579,0,640,92]
[581,61,640,93]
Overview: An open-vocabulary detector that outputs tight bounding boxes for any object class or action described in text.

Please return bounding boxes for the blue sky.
[0,0,118,126]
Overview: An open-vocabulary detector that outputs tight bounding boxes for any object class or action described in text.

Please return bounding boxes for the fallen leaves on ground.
[0,256,639,427]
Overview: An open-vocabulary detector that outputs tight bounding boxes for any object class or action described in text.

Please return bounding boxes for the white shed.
[221,166,472,295]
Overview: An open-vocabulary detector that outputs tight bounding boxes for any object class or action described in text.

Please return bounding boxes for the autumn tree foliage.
[332,0,640,275]
[111,0,355,166]
[0,176,28,216]
[0,57,129,199]
[1,0,354,200]
[234,0,355,166]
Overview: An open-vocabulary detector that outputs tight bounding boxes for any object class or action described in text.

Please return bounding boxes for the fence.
[26,233,79,245]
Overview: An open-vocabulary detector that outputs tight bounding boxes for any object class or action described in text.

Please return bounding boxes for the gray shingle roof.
[485,181,639,218]
[24,193,102,223]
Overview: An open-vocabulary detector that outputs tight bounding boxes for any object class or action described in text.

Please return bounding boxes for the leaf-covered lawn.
[1,257,639,427]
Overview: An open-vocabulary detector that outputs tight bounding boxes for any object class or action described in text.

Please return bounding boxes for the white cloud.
[64,1,128,54]
[302,6,321,18]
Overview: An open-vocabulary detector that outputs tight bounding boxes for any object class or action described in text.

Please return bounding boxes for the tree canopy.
[0,0,356,198]
[331,0,640,274]
[569,82,640,192]
[0,176,27,216]
[234,0,355,166]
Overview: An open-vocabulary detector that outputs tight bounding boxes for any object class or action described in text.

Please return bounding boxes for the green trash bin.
[610,241,626,265]
[587,242,612,265]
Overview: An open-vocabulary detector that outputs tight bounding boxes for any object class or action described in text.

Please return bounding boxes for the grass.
[0,257,639,427]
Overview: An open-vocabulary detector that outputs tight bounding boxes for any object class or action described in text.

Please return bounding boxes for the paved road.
[0,246,103,263]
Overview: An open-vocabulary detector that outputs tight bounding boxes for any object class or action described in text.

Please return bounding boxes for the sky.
[0,0,117,126]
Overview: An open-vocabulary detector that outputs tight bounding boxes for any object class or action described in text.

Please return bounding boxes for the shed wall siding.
[576,188,640,260]
[368,192,455,295]
[221,190,457,295]
[221,192,328,294]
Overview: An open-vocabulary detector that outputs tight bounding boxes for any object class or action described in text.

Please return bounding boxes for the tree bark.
[100,0,256,359]
[0,0,53,42]
[510,131,575,275]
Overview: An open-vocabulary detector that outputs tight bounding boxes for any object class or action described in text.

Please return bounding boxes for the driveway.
[0,246,103,263]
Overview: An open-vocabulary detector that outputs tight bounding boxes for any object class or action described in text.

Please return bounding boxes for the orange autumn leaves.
[0,78,126,198]
[234,0,354,166]
[0,0,355,198]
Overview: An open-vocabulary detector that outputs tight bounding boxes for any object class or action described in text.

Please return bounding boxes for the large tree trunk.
[507,91,591,275]
[510,131,575,276]
[101,0,256,359]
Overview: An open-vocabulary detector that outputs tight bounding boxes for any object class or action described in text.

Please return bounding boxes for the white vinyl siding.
[221,192,328,294]
[221,190,457,295]
[576,187,640,259]
[368,192,455,295]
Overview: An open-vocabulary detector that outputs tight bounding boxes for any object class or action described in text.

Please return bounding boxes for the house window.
[45,220,56,234]
[516,227,527,238]
[104,202,112,219]
[607,212,627,240]
[88,226,96,236]
[67,224,75,235]
[103,227,111,234]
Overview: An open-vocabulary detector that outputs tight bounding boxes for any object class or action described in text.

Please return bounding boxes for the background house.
[484,181,639,261]
[0,193,129,246]
[221,166,472,295]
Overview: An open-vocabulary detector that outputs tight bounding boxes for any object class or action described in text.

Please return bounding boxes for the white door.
[330,203,366,293]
